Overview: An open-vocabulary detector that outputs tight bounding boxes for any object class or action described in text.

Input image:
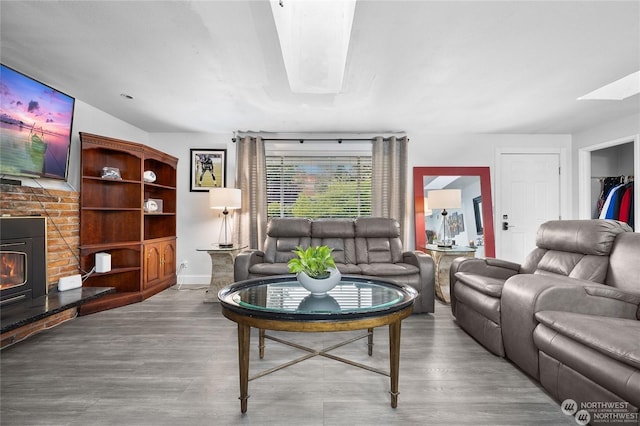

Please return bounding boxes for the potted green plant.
[288,245,341,295]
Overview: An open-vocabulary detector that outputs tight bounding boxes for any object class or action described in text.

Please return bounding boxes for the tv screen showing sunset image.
[1,64,75,180]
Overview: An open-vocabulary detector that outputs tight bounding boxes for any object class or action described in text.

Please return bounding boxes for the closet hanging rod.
[591,175,634,179]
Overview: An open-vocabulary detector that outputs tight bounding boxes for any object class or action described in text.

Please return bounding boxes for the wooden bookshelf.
[78,133,178,314]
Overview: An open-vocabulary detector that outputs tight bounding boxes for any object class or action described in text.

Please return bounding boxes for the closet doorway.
[579,135,638,230]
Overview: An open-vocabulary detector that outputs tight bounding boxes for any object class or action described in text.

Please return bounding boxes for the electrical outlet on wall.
[180,260,188,269]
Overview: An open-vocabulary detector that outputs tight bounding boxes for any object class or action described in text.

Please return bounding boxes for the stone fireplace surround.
[0,184,113,348]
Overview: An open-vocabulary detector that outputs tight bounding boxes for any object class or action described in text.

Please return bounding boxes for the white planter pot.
[296,268,342,296]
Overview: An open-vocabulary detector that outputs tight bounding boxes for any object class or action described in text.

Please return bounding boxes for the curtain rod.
[232,137,408,143]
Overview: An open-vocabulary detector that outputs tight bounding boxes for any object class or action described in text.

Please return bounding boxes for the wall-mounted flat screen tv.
[1,64,75,180]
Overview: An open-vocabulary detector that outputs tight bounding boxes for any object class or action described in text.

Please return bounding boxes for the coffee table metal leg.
[238,323,251,413]
[367,328,374,356]
[388,320,401,408]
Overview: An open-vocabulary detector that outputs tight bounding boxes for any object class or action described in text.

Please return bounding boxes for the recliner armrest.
[450,257,521,315]
[450,257,521,277]
[234,249,265,282]
[402,251,436,314]
[501,274,640,379]
[402,250,433,270]
[584,286,640,305]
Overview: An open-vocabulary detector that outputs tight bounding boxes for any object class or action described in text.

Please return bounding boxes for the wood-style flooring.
[1,286,575,426]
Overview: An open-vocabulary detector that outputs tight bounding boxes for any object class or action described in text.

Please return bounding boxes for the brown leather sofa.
[233,217,435,313]
[450,220,640,424]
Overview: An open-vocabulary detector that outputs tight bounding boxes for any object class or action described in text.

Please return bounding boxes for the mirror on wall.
[413,167,495,257]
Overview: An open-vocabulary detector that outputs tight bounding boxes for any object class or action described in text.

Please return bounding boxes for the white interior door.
[498,153,561,263]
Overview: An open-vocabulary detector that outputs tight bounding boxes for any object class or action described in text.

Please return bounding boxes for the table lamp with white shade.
[427,189,462,248]
[209,188,242,248]
[423,197,433,216]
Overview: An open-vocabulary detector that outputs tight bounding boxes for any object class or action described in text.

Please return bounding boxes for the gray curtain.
[234,136,267,250]
[372,136,409,241]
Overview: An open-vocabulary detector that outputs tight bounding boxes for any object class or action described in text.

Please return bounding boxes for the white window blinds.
[266,155,372,218]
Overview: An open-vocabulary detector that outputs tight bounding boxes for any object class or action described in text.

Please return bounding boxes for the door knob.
[502,221,513,231]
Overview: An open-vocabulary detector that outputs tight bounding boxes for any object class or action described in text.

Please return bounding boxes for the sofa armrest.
[450,257,521,277]
[583,286,640,305]
[501,274,640,379]
[234,250,265,282]
[402,251,436,314]
[449,257,521,315]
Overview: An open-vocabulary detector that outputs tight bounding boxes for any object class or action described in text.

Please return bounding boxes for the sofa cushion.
[519,220,632,278]
[249,262,292,276]
[334,263,362,274]
[535,311,640,370]
[535,219,631,256]
[311,219,355,238]
[310,237,356,264]
[263,218,312,263]
[354,217,400,238]
[606,233,640,293]
[267,217,312,237]
[263,237,311,263]
[309,220,357,265]
[535,251,611,282]
[358,262,418,277]
[454,272,505,298]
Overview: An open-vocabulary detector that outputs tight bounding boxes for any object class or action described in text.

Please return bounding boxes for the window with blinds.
[266,155,372,218]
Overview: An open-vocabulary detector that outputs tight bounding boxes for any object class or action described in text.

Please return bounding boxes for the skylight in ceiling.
[578,71,640,100]
[270,0,356,94]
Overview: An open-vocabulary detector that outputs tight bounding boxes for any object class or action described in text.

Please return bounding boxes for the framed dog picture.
[190,149,226,192]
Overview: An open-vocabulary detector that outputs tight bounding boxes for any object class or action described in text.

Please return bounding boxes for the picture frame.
[189,149,226,192]
[447,212,464,236]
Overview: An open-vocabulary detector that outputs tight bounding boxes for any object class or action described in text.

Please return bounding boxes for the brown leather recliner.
[449,219,632,357]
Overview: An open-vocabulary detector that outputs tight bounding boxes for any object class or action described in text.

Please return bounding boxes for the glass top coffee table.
[218,275,417,413]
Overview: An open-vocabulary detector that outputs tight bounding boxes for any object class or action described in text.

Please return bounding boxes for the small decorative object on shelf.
[101,167,122,180]
[288,245,341,296]
[144,198,163,213]
[143,170,157,183]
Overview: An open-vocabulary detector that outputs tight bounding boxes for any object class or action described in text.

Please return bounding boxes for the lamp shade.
[209,188,242,210]
[423,197,433,216]
[427,189,462,209]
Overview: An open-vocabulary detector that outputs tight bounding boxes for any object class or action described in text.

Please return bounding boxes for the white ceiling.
[1,1,639,136]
